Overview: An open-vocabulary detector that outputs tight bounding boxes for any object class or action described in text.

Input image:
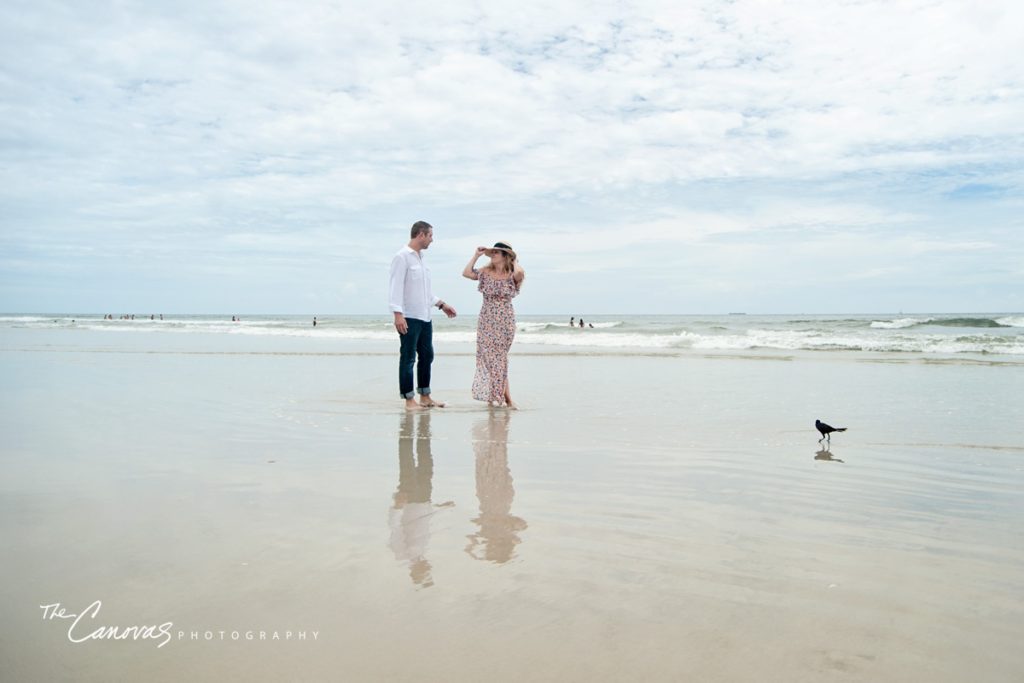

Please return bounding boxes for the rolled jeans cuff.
[417,387,431,396]
[402,391,416,399]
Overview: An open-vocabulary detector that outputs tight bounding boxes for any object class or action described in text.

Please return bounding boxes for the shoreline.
[3,312,1023,360]
[7,342,1023,367]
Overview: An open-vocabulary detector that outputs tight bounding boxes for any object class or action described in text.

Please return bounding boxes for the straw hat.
[486,242,516,259]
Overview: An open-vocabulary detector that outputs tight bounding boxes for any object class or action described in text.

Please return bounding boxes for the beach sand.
[1,328,1022,681]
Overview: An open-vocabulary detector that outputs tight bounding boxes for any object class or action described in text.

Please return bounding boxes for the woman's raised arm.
[463,247,488,280]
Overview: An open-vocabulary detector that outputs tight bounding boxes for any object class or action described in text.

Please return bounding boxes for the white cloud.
[1,0,1022,313]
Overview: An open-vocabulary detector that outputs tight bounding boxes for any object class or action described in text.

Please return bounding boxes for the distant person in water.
[570,317,574,327]
[313,317,317,327]
[389,220,457,411]
[579,318,584,328]
[463,242,525,409]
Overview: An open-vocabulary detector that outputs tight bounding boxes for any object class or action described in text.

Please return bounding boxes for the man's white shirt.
[389,245,439,322]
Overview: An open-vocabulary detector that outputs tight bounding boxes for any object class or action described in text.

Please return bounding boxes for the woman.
[463,242,525,408]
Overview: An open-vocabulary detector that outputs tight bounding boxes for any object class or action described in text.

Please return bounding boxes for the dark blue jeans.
[398,318,433,399]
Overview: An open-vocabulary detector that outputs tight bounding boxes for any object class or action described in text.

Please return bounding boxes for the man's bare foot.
[405,399,424,411]
[419,398,446,408]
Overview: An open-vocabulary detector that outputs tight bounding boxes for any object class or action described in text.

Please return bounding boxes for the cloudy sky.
[1,0,1022,314]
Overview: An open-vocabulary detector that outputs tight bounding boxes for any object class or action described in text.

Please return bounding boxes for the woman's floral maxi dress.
[472,269,520,405]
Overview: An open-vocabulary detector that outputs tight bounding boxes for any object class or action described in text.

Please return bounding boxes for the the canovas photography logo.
[40,601,320,648]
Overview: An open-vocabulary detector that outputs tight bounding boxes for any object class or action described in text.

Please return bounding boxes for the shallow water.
[1,327,1022,681]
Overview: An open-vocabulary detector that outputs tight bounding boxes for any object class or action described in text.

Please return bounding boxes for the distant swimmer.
[815,419,847,443]
[313,317,317,327]
[578,318,584,328]
[570,317,574,326]
[588,323,593,328]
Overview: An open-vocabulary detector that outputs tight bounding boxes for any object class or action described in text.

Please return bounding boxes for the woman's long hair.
[493,249,516,275]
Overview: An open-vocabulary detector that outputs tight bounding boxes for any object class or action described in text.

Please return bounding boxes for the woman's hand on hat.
[475,246,488,256]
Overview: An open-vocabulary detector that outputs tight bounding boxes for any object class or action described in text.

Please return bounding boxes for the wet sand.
[1,329,1023,681]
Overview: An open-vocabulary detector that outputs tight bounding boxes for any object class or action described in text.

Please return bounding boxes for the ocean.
[3,312,1023,357]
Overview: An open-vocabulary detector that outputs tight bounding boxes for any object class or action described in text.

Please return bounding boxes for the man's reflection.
[465,412,527,563]
[389,411,441,587]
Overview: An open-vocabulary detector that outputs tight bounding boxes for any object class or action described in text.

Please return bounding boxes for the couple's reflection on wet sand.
[389,411,527,587]
[466,411,527,564]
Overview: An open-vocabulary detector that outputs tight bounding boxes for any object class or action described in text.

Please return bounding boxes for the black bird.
[815,419,847,443]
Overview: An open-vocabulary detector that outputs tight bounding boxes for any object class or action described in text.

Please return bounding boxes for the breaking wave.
[871,317,1014,329]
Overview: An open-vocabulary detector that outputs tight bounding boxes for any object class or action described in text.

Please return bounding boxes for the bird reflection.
[815,447,844,463]
[465,412,527,563]
[389,411,446,588]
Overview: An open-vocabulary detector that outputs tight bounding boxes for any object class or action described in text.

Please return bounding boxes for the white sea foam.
[687,329,1024,354]
[4,315,1022,355]
[870,317,933,329]
[0,315,60,322]
[506,331,685,348]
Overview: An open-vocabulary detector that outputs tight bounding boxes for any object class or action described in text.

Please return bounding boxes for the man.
[388,221,457,410]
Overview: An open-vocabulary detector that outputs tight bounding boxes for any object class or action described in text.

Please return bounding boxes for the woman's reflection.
[389,411,445,588]
[465,412,527,563]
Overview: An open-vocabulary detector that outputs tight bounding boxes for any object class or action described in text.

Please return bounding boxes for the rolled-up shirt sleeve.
[388,253,407,313]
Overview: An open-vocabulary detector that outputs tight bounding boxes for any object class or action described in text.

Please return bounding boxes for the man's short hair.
[410,221,433,239]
